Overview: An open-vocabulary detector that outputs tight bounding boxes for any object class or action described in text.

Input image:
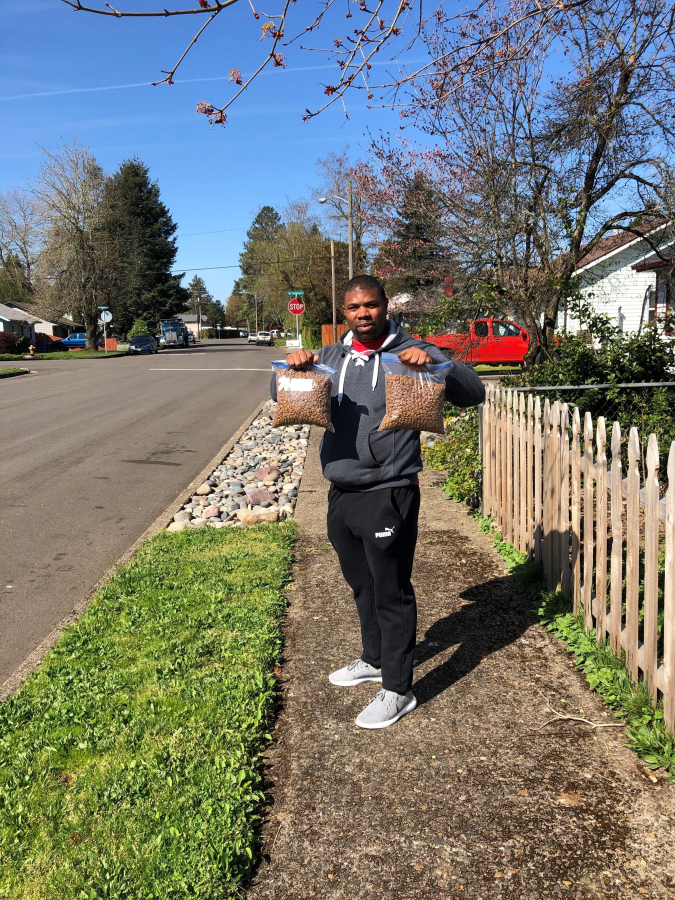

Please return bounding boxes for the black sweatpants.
[326,483,420,694]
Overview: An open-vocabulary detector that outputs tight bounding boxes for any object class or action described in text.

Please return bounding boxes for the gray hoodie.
[270,321,485,491]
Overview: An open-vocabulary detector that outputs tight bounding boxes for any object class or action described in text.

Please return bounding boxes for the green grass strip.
[475,514,675,781]
[0,369,27,377]
[0,352,126,361]
[0,522,296,899]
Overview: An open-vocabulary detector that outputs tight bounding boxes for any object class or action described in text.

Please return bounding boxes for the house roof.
[631,245,675,271]
[180,314,212,325]
[0,302,41,325]
[2,300,72,327]
[576,221,669,271]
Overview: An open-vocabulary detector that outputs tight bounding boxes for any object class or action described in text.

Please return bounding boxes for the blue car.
[52,333,103,350]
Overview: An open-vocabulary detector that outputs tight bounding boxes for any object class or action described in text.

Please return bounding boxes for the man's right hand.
[285,349,319,369]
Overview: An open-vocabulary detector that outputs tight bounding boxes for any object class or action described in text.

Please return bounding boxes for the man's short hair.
[343,274,387,306]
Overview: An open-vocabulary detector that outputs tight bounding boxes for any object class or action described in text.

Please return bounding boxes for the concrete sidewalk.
[247,428,675,900]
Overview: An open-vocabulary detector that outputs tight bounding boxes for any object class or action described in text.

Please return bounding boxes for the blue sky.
[1,0,417,300]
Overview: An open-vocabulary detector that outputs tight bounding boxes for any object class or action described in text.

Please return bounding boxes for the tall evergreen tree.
[239,206,283,293]
[101,159,189,334]
[373,171,450,297]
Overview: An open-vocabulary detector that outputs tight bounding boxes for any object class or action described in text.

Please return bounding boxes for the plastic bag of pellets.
[378,353,452,435]
[271,361,336,432]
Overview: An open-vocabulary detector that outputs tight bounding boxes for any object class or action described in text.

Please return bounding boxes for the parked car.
[256,331,274,346]
[51,333,103,350]
[420,318,530,366]
[270,329,283,339]
[247,331,258,344]
[188,331,196,343]
[239,329,249,338]
[128,335,159,354]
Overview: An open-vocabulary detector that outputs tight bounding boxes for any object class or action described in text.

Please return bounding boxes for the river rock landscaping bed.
[167,401,308,532]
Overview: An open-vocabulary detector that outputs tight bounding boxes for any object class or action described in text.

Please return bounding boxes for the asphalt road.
[0,339,280,686]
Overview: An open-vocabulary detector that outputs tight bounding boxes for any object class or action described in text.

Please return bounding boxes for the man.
[271,275,485,729]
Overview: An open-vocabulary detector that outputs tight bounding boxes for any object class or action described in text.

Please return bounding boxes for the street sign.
[287,291,305,296]
[99,310,112,323]
[288,299,305,315]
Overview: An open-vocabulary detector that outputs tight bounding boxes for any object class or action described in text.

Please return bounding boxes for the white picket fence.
[482,385,675,731]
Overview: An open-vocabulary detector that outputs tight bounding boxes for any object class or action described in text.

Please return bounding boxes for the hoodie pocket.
[368,430,394,468]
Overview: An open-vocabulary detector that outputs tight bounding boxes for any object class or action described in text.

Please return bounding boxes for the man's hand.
[398,346,434,371]
[285,349,319,370]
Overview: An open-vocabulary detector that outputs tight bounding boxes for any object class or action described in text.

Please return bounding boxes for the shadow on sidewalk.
[413,575,538,706]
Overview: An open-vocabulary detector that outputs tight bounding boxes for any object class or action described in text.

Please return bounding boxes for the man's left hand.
[398,346,434,371]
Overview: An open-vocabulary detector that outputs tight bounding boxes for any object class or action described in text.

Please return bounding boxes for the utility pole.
[331,239,337,344]
[348,182,353,280]
[255,294,258,334]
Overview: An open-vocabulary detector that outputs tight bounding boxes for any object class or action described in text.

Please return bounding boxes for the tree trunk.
[84,311,99,351]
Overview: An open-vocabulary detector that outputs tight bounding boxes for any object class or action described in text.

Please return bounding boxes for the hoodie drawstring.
[337,323,397,404]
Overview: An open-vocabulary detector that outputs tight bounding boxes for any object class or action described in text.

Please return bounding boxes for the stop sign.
[288,299,305,315]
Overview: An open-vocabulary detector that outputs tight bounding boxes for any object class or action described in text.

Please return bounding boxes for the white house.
[569,222,673,334]
[178,314,212,337]
[0,302,39,342]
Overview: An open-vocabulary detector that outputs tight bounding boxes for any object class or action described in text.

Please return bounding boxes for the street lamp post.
[319,183,354,280]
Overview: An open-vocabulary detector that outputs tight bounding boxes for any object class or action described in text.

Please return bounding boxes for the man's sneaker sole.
[328,672,383,686]
[355,694,417,729]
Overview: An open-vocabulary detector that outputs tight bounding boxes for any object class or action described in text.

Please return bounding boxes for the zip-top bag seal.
[271,360,336,432]
[378,353,452,434]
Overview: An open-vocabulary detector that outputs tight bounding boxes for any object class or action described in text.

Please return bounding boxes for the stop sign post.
[288,291,305,344]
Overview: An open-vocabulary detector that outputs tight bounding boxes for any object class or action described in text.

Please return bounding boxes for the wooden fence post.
[625,428,641,684]
[500,389,508,536]
[490,386,498,520]
[550,401,562,590]
[644,433,660,704]
[595,418,608,643]
[583,412,595,633]
[519,393,527,554]
[560,404,571,599]
[482,388,491,517]
[534,396,543,564]
[543,399,553,589]
[571,408,582,614]
[506,391,513,544]
[526,394,534,558]
[609,422,623,656]
[664,442,675,733]
[512,391,521,549]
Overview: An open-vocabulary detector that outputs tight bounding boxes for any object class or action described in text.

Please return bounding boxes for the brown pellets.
[379,373,446,434]
[272,369,334,431]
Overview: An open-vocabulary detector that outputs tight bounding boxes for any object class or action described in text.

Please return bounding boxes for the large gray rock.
[196,483,213,496]
[174,510,192,523]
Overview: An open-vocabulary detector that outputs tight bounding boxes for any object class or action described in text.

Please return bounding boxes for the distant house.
[2,301,74,339]
[0,302,40,342]
[178,314,212,337]
[569,222,674,334]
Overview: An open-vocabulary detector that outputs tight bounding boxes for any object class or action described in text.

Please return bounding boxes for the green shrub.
[127,318,152,339]
[301,324,322,350]
[423,404,481,506]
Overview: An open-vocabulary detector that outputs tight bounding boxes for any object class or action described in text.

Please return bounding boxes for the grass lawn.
[0,368,27,378]
[0,522,295,899]
[0,351,126,361]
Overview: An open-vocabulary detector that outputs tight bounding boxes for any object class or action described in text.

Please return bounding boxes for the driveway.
[0,339,278,686]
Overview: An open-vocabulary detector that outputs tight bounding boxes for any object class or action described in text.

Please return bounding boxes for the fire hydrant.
[29,343,35,357]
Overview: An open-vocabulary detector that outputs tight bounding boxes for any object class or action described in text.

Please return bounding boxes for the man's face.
[343,288,388,342]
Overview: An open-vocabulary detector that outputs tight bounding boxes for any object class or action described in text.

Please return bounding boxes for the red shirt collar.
[351,334,389,353]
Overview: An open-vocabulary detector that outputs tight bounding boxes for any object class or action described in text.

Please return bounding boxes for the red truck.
[419,317,530,366]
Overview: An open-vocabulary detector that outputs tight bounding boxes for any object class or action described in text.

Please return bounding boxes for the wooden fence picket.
[500,389,508,535]
[534,397,542,564]
[526,394,534,557]
[571,408,582,613]
[643,434,660,704]
[664,442,675,732]
[513,391,521,549]
[506,391,514,543]
[609,422,623,656]
[625,428,641,683]
[583,412,595,632]
[595,418,608,643]
[560,404,571,598]
[550,402,562,590]
[482,388,491,517]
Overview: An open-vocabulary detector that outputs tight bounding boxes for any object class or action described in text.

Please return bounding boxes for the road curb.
[1,398,269,701]
[0,368,30,379]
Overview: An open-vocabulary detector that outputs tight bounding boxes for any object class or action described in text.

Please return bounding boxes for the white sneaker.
[355,689,417,729]
[329,658,383,686]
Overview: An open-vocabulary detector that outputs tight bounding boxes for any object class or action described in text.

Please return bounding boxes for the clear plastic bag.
[378,353,452,434]
[271,361,336,431]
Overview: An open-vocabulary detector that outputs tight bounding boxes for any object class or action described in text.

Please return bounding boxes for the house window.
[652,274,674,332]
